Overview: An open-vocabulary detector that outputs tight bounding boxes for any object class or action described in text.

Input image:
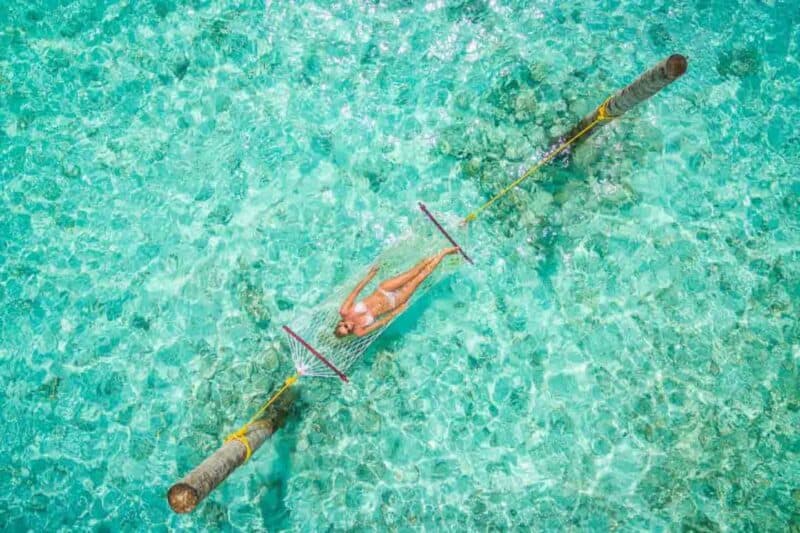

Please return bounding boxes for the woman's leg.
[393,247,458,305]
[378,256,435,292]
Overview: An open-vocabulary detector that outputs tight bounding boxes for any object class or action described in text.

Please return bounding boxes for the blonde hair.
[334,322,350,337]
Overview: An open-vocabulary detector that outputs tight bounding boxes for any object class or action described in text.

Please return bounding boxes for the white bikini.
[353,301,375,326]
[353,289,397,327]
[379,288,398,307]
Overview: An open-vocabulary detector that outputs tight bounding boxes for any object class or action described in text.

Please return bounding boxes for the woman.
[335,247,459,337]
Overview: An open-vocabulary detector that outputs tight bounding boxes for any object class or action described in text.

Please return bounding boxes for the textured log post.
[556,54,688,148]
[168,389,296,514]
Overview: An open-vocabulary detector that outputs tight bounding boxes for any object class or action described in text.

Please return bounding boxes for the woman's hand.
[342,265,379,315]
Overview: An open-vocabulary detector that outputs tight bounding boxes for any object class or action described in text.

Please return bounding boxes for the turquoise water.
[1,0,799,530]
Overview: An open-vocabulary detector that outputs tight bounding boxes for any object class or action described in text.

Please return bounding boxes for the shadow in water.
[362,274,458,364]
[253,387,306,530]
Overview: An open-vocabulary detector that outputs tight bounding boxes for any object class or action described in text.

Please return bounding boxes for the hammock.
[285,203,469,380]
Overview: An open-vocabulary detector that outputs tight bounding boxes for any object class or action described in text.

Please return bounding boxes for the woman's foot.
[441,246,459,256]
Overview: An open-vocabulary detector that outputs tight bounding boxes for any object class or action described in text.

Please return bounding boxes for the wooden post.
[167,388,296,514]
[555,54,688,148]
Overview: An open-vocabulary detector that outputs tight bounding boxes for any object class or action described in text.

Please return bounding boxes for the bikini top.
[352,301,375,326]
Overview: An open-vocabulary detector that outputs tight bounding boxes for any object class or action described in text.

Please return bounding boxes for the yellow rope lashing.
[463,97,614,224]
[224,373,299,463]
[224,428,254,462]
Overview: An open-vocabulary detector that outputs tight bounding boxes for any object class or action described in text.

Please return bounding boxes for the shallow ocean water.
[1,0,799,530]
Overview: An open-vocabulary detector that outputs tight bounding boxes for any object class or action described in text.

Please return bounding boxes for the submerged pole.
[167,388,296,514]
[555,54,688,149]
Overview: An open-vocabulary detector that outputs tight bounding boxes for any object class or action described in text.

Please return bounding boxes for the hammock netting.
[286,209,468,379]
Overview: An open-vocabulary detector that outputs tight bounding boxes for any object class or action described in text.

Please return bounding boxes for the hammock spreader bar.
[418,202,473,264]
[283,325,349,382]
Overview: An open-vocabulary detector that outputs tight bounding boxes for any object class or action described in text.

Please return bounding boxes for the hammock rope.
[462,97,612,224]
[224,373,299,462]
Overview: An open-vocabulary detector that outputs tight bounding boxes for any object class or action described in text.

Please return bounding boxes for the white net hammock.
[285,205,469,380]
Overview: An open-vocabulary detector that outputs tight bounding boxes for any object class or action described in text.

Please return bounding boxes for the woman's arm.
[355,303,407,336]
[339,265,379,315]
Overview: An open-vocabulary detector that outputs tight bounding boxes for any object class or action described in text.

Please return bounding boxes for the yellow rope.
[224,373,299,463]
[225,429,254,462]
[462,97,614,224]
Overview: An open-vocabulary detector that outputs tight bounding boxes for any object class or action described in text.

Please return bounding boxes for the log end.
[666,54,688,79]
[168,483,200,514]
